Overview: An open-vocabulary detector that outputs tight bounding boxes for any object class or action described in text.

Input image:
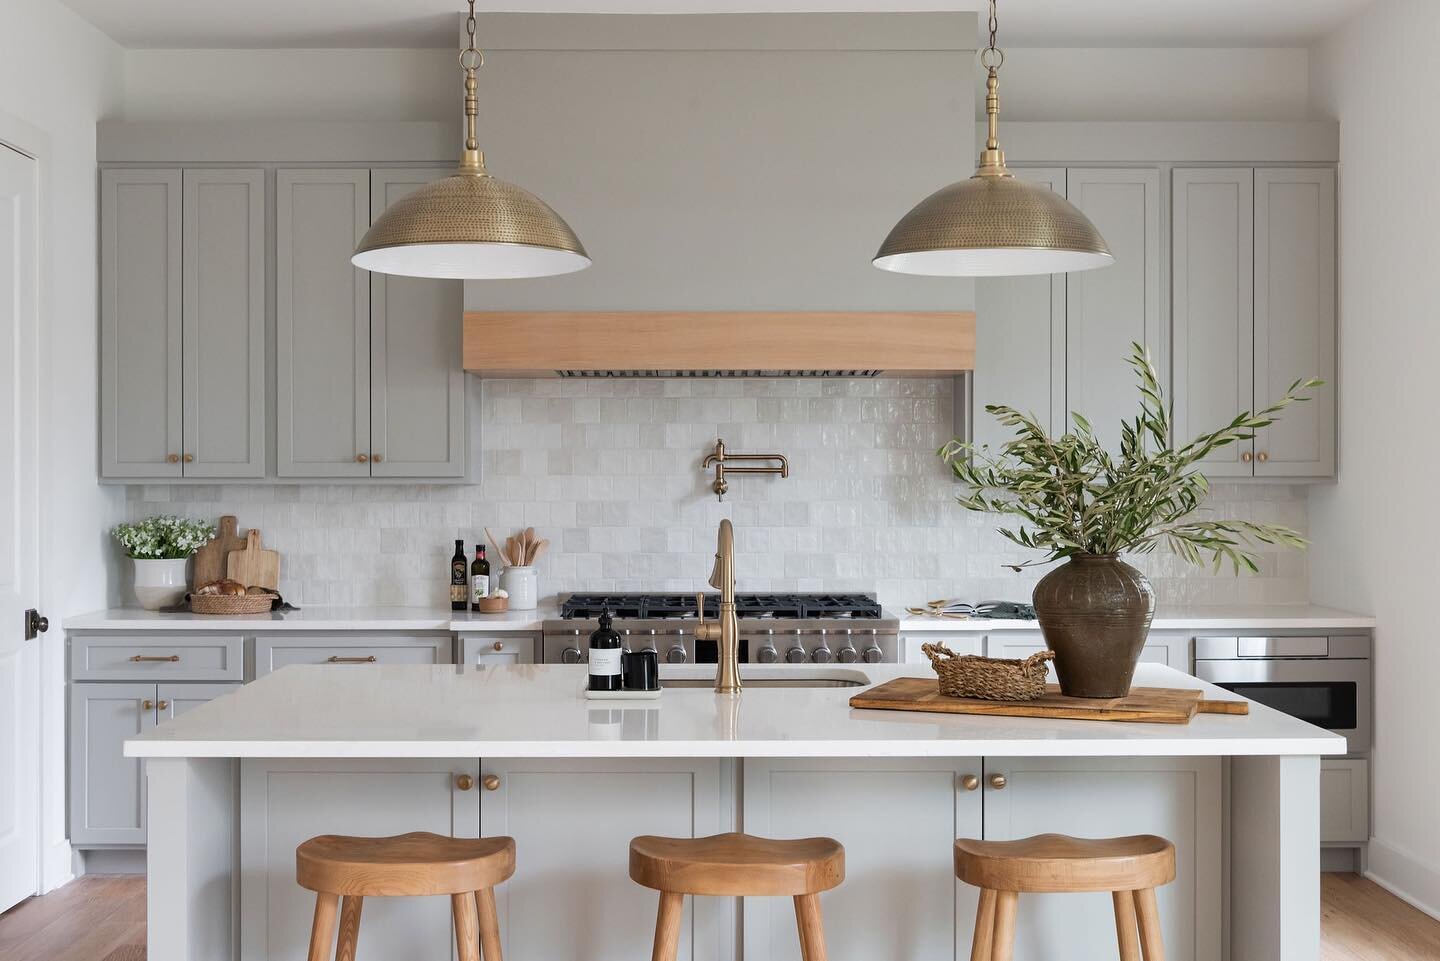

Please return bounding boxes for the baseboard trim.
[78,848,147,876]
[41,838,74,893]
[1366,837,1440,921]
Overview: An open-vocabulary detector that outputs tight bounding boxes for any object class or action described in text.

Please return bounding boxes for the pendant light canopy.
[874,1,1112,278]
[353,2,589,280]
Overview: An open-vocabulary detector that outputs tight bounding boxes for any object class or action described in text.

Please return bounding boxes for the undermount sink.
[660,667,869,689]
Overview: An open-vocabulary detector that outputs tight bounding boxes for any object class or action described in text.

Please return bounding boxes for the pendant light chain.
[459,0,486,172]
[979,0,1005,167]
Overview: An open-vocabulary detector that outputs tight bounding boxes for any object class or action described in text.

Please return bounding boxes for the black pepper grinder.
[588,609,623,692]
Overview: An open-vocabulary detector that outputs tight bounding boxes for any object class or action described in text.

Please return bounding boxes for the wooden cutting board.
[191,515,246,590]
[849,677,1248,724]
[226,529,281,590]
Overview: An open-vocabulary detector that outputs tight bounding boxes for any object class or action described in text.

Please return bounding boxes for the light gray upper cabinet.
[276,168,372,478]
[1172,168,1255,476]
[1253,168,1336,478]
[973,168,1067,448]
[1064,168,1164,452]
[101,169,183,478]
[370,170,466,477]
[182,169,266,477]
[101,167,265,480]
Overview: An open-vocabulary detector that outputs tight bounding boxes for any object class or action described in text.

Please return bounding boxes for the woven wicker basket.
[190,593,275,616]
[922,642,1055,701]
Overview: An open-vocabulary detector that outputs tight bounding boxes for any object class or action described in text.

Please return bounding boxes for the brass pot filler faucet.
[702,439,788,501]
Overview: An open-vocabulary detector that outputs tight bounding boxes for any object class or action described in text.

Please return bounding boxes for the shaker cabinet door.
[1172,168,1255,475]
[1064,168,1163,452]
[276,168,372,477]
[69,682,156,846]
[369,170,466,478]
[1253,167,1336,478]
[100,169,183,478]
[182,168,266,477]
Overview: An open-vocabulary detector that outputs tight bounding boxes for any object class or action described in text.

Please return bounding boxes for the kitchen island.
[126,662,1341,961]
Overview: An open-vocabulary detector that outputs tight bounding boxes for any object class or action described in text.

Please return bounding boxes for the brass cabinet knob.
[356,453,369,463]
[1241,451,1253,463]
[156,700,169,711]
[372,453,383,463]
[482,774,502,792]
[166,454,179,464]
[456,774,475,791]
[1257,451,1269,463]
[141,699,155,710]
[493,641,505,652]
[182,453,194,463]
[961,774,979,792]
[989,773,1007,790]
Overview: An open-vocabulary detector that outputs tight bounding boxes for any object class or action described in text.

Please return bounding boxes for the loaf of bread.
[195,578,246,596]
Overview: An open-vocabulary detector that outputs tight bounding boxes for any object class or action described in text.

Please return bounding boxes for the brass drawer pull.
[1257,451,1269,463]
[372,453,383,463]
[1241,451,1253,464]
[326,655,378,664]
[961,774,979,791]
[130,654,181,663]
[182,453,194,463]
[989,773,1007,790]
[166,453,179,464]
[493,641,505,652]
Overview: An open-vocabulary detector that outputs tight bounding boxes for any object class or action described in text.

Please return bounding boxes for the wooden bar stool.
[953,833,1176,961]
[629,832,845,961]
[296,831,515,961]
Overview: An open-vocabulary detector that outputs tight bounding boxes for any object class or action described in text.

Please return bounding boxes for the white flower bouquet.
[111,515,215,560]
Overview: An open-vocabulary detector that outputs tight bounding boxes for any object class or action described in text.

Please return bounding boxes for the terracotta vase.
[1032,553,1155,698]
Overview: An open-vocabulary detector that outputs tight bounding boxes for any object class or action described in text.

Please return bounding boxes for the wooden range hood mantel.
[462,311,975,377]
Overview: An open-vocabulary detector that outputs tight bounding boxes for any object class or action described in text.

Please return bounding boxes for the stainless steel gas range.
[542,592,900,665]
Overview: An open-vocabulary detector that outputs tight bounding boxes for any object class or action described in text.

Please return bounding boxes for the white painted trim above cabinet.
[976,121,1338,164]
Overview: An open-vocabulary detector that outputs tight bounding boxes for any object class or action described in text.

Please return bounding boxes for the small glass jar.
[498,566,537,610]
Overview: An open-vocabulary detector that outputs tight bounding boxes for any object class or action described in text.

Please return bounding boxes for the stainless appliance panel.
[1195,655,1370,752]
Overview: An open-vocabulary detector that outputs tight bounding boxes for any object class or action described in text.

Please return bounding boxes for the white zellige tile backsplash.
[125,378,1309,611]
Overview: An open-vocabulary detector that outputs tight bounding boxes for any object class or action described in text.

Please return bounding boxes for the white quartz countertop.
[897,603,1374,632]
[64,604,557,633]
[125,662,1344,760]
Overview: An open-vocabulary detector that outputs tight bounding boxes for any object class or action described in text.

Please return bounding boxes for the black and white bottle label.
[589,647,623,676]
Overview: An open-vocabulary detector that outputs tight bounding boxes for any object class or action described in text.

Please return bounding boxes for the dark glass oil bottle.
[470,545,491,611]
[450,540,468,612]
[588,609,623,692]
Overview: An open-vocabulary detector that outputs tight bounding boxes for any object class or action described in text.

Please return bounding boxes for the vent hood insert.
[463,311,975,377]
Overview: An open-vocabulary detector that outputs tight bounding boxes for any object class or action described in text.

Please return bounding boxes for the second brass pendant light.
[873,0,1113,277]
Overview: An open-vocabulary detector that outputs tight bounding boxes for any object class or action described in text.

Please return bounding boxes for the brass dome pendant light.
[353,0,590,279]
[873,0,1112,277]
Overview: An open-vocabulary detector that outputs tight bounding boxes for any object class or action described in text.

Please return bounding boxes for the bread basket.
[189,592,275,616]
[922,642,1055,700]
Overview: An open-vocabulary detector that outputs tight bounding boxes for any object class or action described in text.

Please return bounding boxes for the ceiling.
[61,0,1378,50]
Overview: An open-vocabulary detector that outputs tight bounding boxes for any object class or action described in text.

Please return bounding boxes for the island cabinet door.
[742,758,984,961]
[239,759,480,961]
[980,757,1222,961]
[479,758,730,961]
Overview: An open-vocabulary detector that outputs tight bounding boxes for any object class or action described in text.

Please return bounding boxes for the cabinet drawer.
[460,634,537,666]
[254,634,451,677]
[70,634,243,681]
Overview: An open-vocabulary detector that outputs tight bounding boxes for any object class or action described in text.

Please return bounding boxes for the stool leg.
[990,890,1018,961]
[453,892,482,961]
[650,892,685,961]
[1112,890,1141,961]
[476,887,504,961]
[793,894,828,961]
[1134,888,1166,961]
[968,889,997,961]
[306,892,340,961]
[335,896,364,961]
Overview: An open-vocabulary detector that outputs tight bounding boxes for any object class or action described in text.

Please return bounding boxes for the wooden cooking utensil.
[226,529,281,590]
[484,527,508,566]
[529,538,549,565]
[506,536,520,568]
[192,515,245,590]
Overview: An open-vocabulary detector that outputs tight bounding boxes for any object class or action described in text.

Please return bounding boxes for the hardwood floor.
[1,872,1437,960]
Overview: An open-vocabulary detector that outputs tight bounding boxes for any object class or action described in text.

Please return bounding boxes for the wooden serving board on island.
[849,676,1248,724]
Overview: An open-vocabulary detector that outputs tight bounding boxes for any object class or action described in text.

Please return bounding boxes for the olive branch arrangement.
[941,343,1320,573]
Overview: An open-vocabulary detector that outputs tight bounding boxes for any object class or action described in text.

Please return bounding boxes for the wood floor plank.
[1321,872,1440,960]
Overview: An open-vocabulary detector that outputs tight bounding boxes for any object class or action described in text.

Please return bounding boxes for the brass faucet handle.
[694,592,716,641]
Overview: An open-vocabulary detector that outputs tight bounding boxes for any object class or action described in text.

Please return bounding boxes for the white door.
[0,143,41,912]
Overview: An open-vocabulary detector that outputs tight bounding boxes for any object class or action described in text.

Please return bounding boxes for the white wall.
[0,0,126,891]
[1309,0,1440,917]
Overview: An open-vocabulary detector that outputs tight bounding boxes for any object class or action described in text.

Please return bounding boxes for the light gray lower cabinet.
[901,631,983,664]
[239,758,480,961]
[1320,757,1369,844]
[276,168,372,478]
[69,681,238,846]
[982,756,1221,961]
[479,758,729,961]
[460,633,538,666]
[984,631,1192,673]
[370,170,466,477]
[252,633,453,677]
[742,758,982,961]
[100,168,183,478]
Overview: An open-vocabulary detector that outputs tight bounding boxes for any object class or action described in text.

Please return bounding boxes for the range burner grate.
[559,592,883,620]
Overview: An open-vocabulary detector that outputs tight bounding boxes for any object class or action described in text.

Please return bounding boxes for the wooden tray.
[849,677,1248,724]
[226,529,280,590]
[192,515,246,590]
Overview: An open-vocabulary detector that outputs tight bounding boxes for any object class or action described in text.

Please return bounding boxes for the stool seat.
[630,832,844,897]
[954,833,1174,894]
[297,831,516,898]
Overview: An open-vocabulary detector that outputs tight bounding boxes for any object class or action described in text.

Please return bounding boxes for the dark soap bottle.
[588,609,623,692]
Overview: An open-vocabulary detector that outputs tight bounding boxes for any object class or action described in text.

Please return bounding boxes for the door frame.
[0,109,62,896]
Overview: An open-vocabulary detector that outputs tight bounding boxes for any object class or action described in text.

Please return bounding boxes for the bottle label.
[589,647,623,676]
[471,575,490,603]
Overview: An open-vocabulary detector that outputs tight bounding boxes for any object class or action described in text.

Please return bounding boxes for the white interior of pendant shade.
[351,243,592,280]
[872,247,1115,277]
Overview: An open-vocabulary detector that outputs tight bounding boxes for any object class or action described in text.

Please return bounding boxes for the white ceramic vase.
[132,557,189,610]
[499,566,537,611]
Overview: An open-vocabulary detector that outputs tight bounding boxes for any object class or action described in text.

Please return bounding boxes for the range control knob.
[785,644,806,664]
[560,647,583,664]
[862,645,884,664]
[666,645,688,664]
[837,645,859,663]
[811,640,833,664]
[756,645,779,664]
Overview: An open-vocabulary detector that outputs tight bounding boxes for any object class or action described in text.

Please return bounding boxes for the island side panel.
[1230,755,1321,961]
[145,757,237,961]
